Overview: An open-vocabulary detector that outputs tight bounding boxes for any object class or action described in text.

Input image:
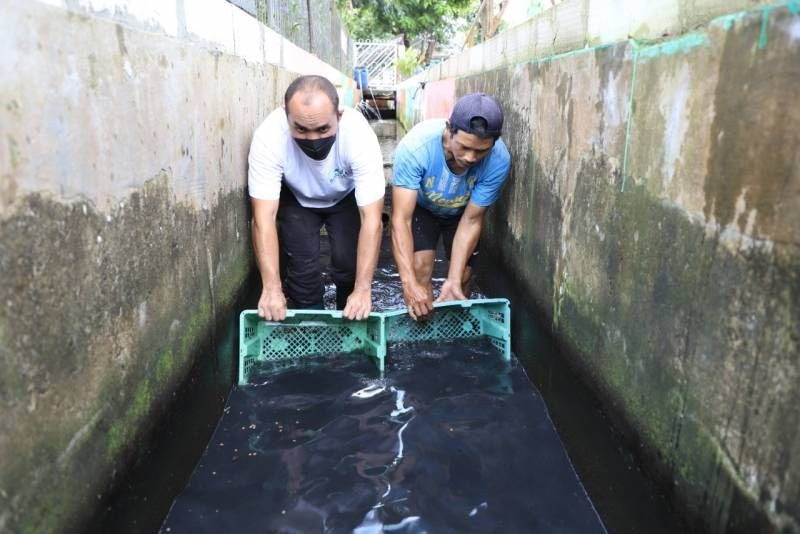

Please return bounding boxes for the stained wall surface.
[397,2,800,532]
[0,0,354,531]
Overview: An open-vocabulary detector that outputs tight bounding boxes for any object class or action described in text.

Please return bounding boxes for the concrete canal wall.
[0,1,354,531]
[396,1,800,532]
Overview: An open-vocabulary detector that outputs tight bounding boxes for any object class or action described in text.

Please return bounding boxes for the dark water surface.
[160,339,605,533]
[101,225,682,533]
[160,226,607,532]
[92,179,683,531]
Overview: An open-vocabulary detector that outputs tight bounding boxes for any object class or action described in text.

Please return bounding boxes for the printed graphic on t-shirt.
[423,171,478,209]
[332,166,353,183]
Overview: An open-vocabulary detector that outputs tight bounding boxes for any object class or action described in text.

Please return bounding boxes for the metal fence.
[354,41,400,89]
[308,1,351,75]
[228,0,353,73]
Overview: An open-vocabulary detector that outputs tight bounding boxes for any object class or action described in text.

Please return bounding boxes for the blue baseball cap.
[449,93,504,138]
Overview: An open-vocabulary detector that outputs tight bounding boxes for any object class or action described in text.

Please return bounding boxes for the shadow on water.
[86,270,261,534]
[474,256,689,534]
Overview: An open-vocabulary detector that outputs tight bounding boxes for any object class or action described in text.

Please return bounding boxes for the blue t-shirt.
[392,119,511,217]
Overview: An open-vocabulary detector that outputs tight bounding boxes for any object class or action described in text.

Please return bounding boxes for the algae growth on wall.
[397,2,800,532]
[0,0,356,531]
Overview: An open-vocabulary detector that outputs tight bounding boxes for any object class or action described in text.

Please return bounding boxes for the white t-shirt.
[248,107,385,208]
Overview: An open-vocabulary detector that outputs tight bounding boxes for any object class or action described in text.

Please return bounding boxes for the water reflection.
[160,341,605,533]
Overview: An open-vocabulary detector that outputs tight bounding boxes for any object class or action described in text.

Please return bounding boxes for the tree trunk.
[424,38,436,63]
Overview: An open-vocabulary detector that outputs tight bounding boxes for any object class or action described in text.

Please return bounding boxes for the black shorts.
[412,204,478,264]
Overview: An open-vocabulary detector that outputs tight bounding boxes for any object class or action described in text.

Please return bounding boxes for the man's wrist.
[445,275,462,286]
[262,282,282,293]
[401,279,418,292]
[352,283,371,293]
[399,270,417,286]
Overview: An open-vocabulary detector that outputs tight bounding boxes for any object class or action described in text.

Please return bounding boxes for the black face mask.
[293,134,336,160]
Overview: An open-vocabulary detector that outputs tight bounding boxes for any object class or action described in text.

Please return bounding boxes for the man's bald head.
[284,75,339,113]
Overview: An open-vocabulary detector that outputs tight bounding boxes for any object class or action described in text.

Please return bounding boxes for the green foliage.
[397,47,421,78]
[337,0,475,44]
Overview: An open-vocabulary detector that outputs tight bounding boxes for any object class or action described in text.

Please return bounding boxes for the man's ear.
[444,120,454,142]
[337,108,344,120]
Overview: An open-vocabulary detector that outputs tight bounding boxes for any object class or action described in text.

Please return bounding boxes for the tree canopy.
[336,0,475,47]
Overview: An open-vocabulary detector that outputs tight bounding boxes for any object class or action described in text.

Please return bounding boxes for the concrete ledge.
[409,0,777,84]
[23,0,353,89]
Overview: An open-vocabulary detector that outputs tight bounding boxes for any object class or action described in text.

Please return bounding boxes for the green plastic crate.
[239,310,385,385]
[382,298,511,358]
[238,298,510,385]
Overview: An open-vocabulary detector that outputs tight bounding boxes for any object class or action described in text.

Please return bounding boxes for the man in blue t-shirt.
[391,93,511,319]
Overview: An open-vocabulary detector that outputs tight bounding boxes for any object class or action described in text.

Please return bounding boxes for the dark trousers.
[277,188,360,310]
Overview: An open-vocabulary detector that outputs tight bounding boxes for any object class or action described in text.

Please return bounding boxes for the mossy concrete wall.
[398,2,799,532]
[0,0,354,531]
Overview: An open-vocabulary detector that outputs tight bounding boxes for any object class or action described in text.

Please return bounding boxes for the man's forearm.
[353,215,382,292]
[252,218,281,289]
[391,215,417,285]
[447,216,482,283]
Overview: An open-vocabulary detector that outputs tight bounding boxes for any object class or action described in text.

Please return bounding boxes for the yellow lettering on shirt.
[425,191,471,208]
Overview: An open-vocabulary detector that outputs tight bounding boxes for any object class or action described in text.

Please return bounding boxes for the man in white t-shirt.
[248,75,385,321]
